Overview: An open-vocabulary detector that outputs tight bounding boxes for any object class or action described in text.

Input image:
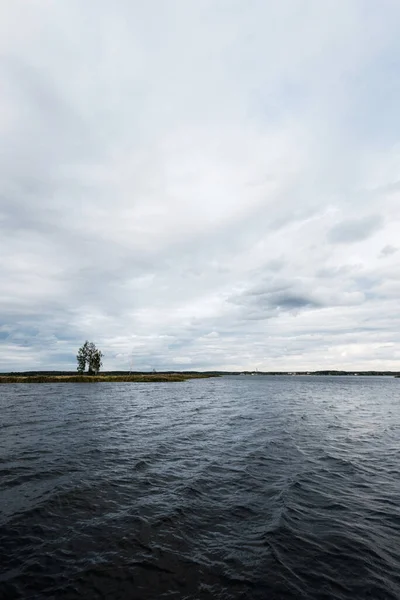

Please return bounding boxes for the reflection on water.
[1,376,400,599]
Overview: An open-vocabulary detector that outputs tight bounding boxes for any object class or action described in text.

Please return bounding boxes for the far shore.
[0,370,399,383]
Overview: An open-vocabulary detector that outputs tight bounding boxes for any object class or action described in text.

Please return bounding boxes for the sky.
[1,0,400,372]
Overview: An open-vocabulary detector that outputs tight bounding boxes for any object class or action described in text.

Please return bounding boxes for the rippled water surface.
[1,376,400,599]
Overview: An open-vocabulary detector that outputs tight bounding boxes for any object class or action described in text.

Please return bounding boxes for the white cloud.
[1,1,400,371]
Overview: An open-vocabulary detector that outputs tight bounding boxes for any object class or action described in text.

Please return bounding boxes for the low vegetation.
[0,373,217,383]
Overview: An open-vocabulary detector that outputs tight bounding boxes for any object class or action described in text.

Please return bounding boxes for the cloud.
[1,1,400,371]
[229,279,322,318]
[327,215,384,244]
[380,244,398,258]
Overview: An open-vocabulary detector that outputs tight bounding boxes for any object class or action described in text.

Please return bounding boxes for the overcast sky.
[1,1,400,372]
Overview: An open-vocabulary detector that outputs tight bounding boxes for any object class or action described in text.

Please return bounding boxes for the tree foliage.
[76,341,103,375]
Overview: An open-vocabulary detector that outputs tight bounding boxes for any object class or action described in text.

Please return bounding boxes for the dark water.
[1,376,400,599]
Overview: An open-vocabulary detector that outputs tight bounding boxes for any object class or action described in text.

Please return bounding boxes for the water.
[1,376,400,599]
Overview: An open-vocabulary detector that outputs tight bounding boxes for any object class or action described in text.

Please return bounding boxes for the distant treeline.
[1,370,399,377]
[303,370,400,376]
[237,370,400,376]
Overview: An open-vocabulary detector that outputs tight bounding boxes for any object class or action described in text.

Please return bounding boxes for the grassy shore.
[0,373,217,384]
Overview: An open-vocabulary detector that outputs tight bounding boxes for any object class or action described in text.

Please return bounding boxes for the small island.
[0,373,216,383]
[0,341,218,383]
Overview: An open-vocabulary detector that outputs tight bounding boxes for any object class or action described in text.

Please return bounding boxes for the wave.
[1,376,400,598]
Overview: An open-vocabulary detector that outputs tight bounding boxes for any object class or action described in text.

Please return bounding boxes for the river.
[1,376,399,599]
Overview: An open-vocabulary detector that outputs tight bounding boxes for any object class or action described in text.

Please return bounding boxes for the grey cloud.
[228,270,368,328]
[229,279,323,320]
[274,293,321,310]
[327,215,384,244]
[380,244,398,258]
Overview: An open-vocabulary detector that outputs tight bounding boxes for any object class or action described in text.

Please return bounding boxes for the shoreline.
[0,374,218,384]
[0,371,398,383]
